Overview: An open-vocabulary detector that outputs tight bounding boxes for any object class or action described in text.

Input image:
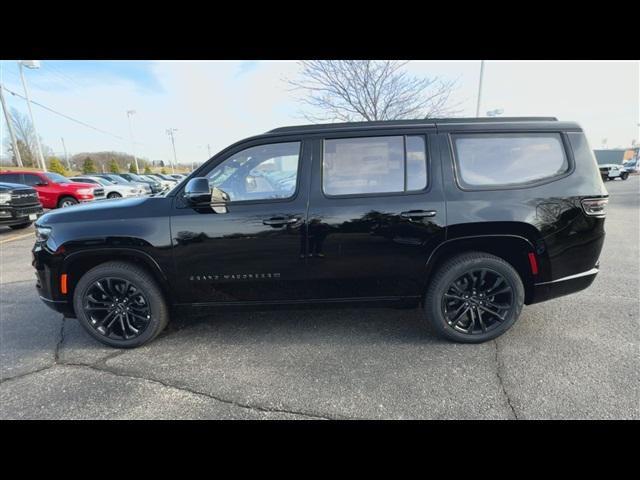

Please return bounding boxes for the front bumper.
[33,244,76,317]
[529,266,599,304]
[0,204,43,226]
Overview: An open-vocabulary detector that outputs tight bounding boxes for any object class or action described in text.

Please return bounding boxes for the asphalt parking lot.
[1,177,638,420]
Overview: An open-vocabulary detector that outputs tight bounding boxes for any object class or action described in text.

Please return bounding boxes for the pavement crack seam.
[61,362,335,420]
[494,340,518,420]
[54,316,65,363]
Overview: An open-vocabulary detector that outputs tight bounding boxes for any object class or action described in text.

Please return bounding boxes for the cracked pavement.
[1,177,638,419]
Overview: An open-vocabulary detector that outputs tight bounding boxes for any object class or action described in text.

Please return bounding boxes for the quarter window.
[207,142,300,202]
[323,135,428,196]
[453,133,568,187]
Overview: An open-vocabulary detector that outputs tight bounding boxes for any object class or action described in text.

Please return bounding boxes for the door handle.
[262,216,300,227]
[400,210,437,220]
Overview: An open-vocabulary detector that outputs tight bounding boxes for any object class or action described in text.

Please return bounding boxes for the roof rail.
[267,117,558,134]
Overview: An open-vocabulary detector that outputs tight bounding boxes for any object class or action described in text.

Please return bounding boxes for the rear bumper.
[529,266,599,304]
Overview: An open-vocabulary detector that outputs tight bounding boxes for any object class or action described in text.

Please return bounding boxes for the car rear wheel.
[424,252,524,343]
[9,221,32,230]
[107,192,122,199]
[58,196,78,208]
[73,261,169,348]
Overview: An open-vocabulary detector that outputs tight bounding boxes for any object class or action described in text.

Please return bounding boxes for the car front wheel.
[107,192,122,199]
[620,172,629,180]
[73,261,169,348]
[58,196,78,208]
[424,252,524,343]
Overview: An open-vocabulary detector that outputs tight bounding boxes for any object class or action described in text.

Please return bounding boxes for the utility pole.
[61,137,71,171]
[475,60,485,117]
[18,61,47,171]
[126,110,140,174]
[166,128,178,173]
[0,83,23,167]
[207,144,211,157]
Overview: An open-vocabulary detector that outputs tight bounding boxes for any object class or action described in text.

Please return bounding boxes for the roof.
[267,117,559,135]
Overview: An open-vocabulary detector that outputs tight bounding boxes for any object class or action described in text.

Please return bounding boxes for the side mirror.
[36,181,48,187]
[184,177,211,205]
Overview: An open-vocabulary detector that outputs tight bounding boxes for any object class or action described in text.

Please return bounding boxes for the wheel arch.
[424,233,539,304]
[61,248,173,313]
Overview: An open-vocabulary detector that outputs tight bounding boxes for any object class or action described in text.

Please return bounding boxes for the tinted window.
[207,142,300,202]
[0,173,21,184]
[406,136,428,191]
[323,135,427,196]
[23,174,43,186]
[44,172,69,183]
[453,133,568,187]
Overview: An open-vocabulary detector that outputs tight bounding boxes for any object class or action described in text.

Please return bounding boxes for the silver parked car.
[69,176,145,199]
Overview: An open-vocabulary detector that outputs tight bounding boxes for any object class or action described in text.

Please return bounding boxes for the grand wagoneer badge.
[190,273,281,281]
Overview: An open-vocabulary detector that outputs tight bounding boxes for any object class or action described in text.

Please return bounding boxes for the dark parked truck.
[0,182,43,229]
[32,117,608,348]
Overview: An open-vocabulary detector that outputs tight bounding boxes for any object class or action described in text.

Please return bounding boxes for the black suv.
[0,182,43,229]
[33,118,608,348]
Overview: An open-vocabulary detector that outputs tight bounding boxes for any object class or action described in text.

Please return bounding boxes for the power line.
[3,85,134,144]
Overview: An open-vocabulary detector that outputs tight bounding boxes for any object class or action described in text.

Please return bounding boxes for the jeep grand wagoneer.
[33,118,607,348]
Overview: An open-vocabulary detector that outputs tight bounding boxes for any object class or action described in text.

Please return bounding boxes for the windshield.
[45,172,69,183]
[88,177,111,186]
[128,174,146,182]
[105,175,130,185]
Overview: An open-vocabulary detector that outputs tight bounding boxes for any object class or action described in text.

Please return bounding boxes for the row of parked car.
[0,170,188,230]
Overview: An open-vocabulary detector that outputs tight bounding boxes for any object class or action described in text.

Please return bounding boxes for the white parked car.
[69,176,144,199]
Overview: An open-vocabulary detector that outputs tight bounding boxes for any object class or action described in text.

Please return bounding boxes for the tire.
[621,172,629,180]
[58,196,78,208]
[424,252,524,343]
[9,221,32,230]
[107,192,122,199]
[73,261,169,348]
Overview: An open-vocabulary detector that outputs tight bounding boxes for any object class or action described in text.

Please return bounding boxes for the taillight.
[581,198,608,217]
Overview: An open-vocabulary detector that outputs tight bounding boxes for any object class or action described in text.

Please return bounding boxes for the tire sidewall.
[58,196,78,208]
[426,256,524,343]
[73,264,166,348]
[107,192,121,199]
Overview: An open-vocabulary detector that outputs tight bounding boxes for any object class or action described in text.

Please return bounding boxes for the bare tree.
[4,108,53,167]
[6,108,38,167]
[288,60,460,122]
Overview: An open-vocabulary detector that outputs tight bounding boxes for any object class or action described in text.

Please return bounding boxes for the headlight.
[0,192,11,204]
[76,188,93,195]
[35,225,52,242]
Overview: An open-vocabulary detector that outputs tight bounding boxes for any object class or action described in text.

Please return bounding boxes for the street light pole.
[61,137,71,171]
[0,82,23,167]
[126,110,140,174]
[19,61,47,171]
[475,60,485,117]
[166,128,178,174]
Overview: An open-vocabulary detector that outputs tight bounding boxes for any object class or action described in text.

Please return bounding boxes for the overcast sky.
[1,60,638,165]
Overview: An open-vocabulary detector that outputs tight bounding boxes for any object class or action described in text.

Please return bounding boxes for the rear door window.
[0,173,22,184]
[322,135,428,196]
[452,133,569,188]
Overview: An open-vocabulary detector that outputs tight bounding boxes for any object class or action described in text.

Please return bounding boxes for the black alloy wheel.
[442,268,514,335]
[83,277,151,340]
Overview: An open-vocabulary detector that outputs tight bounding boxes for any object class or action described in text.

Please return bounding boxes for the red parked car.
[0,171,104,209]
